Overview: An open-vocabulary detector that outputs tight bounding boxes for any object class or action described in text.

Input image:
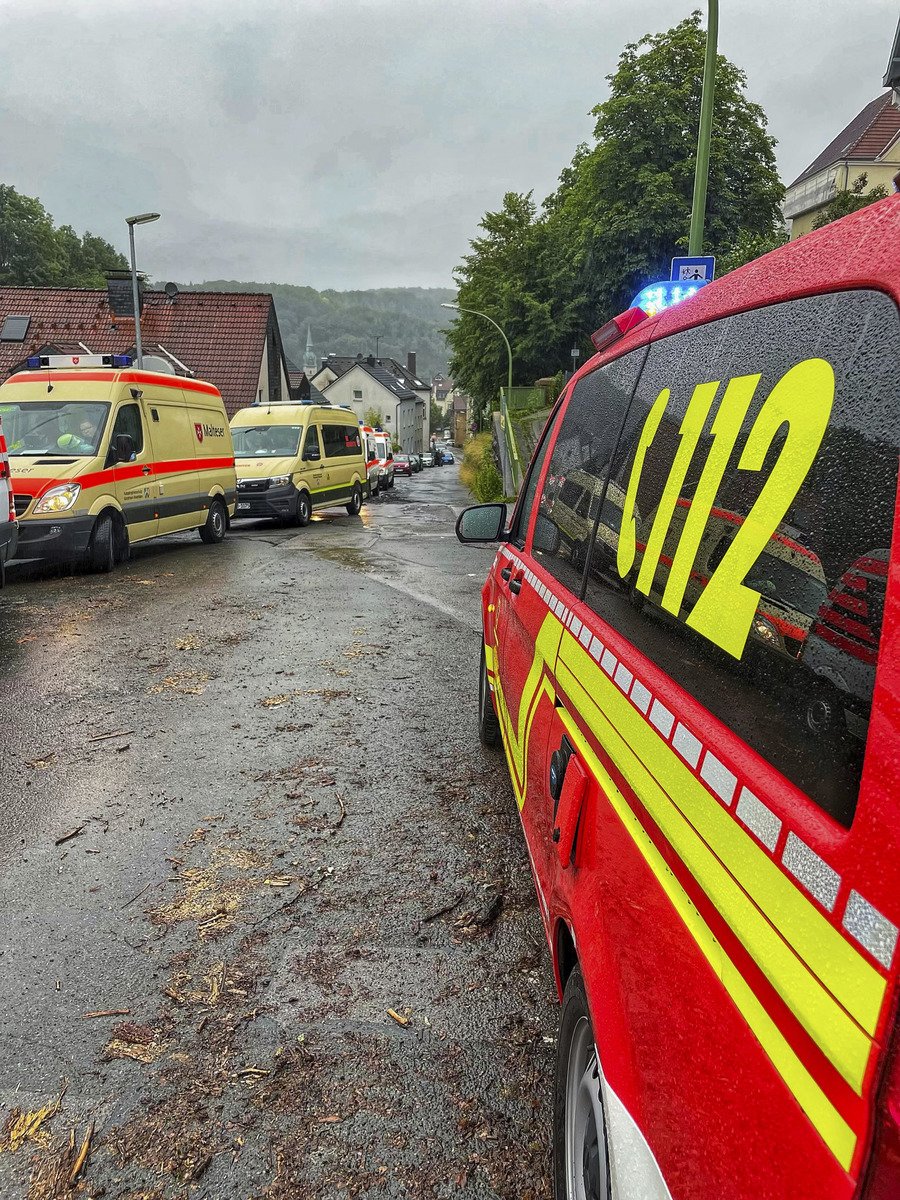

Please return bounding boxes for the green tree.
[0,184,127,286]
[811,172,889,231]
[446,13,785,411]
[447,191,573,419]
[545,12,784,325]
[364,405,383,429]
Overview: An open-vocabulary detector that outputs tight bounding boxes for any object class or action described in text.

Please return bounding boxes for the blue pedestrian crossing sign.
[671,255,715,283]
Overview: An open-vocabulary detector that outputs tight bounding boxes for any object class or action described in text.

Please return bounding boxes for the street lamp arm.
[441,303,513,395]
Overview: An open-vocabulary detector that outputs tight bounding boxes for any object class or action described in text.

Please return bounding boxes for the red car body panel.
[479,197,900,1199]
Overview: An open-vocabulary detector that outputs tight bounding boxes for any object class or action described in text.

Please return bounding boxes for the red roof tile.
[0,287,274,416]
[791,93,900,187]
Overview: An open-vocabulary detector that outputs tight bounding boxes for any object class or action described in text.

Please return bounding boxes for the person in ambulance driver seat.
[58,416,100,455]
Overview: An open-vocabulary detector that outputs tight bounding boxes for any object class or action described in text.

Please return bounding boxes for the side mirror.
[533,514,561,556]
[304,446,321,462]
[456,503,507,544]
[114,433,136,463]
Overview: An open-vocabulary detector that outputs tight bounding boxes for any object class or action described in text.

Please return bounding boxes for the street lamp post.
[440,302,512,422]
[441,302,521,485]
[687,0,718,256]
[375,334,384,358]
[125,212,160,368]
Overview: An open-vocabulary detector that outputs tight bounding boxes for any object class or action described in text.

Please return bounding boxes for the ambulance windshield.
[233,425,302,457]
[2,400,110,456]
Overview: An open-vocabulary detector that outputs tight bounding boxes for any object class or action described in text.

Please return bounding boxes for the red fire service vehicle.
[457,195,900,1200]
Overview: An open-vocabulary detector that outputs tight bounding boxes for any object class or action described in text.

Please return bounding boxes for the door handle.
[508,572,523,595]
[500,566,512,581]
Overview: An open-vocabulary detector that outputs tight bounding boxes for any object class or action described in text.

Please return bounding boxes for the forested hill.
[162,280,456,381]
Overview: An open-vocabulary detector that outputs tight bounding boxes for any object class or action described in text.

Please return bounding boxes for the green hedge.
[460,433,503,503]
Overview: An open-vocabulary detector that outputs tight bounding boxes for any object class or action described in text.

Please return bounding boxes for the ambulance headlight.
[34,482,81,513]
[269,475,291,488]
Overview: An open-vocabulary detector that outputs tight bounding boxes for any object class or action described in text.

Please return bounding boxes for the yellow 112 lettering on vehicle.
[457,196,900,1200]
[619,356,835,659]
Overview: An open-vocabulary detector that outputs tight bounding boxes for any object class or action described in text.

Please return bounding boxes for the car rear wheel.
[478,645,502,748]
[88,513,116,573]
[553,966,610,1200]
[346,484,363,517]
[199,498,227,544]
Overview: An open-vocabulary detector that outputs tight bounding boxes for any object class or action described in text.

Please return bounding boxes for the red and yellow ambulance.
[457,196,900,1199]
[1,354,236,571]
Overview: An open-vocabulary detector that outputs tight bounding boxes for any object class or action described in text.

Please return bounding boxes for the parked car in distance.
[441,451,455,464]
[410,454,422,473]
[420,453,433,467]
[456,196,900,1200]
[393,453,414,477]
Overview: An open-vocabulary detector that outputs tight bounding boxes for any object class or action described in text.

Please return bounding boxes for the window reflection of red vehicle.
[801,551,887,738]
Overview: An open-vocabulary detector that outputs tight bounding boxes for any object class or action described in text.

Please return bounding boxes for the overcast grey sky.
[1,0,897,290]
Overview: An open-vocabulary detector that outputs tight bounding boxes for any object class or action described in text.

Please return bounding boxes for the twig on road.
[120,880,155,910]
[420,893,464,925]
[82,1009,131,1019]
[87,729,134,743]
[55,825,86,846]
[332,795,346,833]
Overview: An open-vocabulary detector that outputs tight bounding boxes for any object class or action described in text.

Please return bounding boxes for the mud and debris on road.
[0,467,556,1199]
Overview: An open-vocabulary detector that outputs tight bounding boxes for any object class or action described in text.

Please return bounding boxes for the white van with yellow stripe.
[0,412,17,587]
[1,354,236,571]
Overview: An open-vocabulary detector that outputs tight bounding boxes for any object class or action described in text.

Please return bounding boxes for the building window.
[353,389,363,400]
[0,315,30,341]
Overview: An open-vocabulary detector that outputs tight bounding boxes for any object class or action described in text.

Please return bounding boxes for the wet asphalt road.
[0,461,556,1199]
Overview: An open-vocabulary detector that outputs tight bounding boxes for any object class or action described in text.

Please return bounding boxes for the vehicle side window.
[584,289,900,826]
[534,349,647,595]
[111,404,144,455]
[322,423,361,457]
[508,408,558,548]
[303,426,321,458]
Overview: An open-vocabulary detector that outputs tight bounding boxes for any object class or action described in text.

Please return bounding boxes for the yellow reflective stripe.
[493,657,554,809]
[484,642,496,672]
[557,654,872,1095]
[556,625,886,1041]
[556,704,858,1171]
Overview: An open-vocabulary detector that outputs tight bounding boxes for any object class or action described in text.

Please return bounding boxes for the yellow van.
[1,353,236,571]
[230,403,367,525]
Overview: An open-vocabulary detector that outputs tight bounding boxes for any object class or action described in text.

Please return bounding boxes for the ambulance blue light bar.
[630,279,709,317]
[24,353,133,370]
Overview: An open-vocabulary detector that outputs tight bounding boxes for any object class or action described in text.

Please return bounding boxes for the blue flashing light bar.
[23,352,133,371]
[630,278,709,318]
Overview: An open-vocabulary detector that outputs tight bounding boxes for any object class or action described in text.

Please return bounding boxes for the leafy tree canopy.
[0,184,127,286]
[447,12,785,414]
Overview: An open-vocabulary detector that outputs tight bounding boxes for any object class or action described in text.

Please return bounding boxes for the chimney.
[367,355,376,366]
[407,351,417,378]
[105,269,143,317]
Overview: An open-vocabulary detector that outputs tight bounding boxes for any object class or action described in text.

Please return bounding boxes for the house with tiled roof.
[783,92,900,237]
[318,355,425,453]
[0,277,292,417]
[312,351,430,449]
